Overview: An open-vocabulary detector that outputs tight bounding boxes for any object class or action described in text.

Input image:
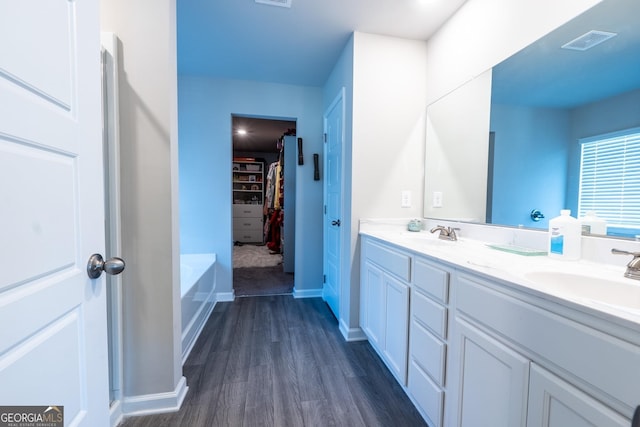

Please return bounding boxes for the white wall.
[101,0,184,411]
[350,33,429,330]
[178,77,324,297]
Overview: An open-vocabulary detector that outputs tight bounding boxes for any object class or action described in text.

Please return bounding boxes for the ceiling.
[178,0,468,152]
[491,0,640,108]
[232,116,296,153]
[177,0,467,87]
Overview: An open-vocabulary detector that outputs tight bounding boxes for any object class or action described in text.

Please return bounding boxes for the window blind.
[578,130,640,227]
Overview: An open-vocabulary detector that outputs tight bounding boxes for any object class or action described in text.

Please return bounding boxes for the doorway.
[231,115,296,296]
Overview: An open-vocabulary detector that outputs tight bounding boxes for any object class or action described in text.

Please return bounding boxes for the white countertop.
[360,220,640,328]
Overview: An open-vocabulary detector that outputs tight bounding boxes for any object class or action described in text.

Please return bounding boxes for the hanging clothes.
[264,161,278,212]
[273,160,282,210]
[266,209,283,253]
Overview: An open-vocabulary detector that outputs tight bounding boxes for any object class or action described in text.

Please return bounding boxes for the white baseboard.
[339,319,367,341]
[216,291,235,302]
[292,287,322,298]
[121,376,188,417]
[109,399,123,427]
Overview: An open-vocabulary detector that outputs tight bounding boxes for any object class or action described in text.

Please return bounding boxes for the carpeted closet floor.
[233,244,294,297]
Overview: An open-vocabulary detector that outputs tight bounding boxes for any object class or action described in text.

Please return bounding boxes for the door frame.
[229,114,297,281]
[101,32,124,427]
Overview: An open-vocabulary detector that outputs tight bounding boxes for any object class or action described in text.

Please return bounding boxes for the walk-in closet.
[232,116,296,296]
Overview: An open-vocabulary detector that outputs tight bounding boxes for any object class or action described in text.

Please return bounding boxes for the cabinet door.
[383,274,409,385]
[451,318,529,427]
[361,261,386,352]
[527,364,629,427]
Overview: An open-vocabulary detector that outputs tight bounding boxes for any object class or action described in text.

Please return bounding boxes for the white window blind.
[578,129,640,227]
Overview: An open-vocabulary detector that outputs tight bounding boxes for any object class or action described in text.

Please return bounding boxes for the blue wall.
[490,104,570,228]
[178,76,324,295]
[490,89,640,229]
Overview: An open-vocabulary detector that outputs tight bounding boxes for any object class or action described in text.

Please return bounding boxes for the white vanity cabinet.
[448,272,635,427]
[359,231,640,427]
[360,237,411,384]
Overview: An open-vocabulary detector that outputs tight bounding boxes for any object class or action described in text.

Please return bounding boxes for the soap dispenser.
[548,210,581,260]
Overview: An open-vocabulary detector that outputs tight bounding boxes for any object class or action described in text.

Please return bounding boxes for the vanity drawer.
[412,289,447,339]
[364,239,411,282]
[414,257,449,303]
[410,319,446,386]
[408,359,444,427]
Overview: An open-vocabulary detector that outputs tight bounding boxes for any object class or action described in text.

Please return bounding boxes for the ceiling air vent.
[561,30,617,51]
[255,0,292,8]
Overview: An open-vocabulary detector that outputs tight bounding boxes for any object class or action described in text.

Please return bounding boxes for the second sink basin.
[524,271,640,316]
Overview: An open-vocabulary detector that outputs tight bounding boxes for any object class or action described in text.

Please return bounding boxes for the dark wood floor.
[119,296,426,427]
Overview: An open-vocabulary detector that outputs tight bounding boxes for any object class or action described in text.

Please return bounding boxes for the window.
[578,128,640,234]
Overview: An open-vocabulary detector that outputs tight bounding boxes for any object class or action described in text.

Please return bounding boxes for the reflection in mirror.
[424,0,640,239]
[424,71,492,222]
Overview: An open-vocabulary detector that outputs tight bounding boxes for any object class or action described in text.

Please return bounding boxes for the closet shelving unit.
[232,160,264,243]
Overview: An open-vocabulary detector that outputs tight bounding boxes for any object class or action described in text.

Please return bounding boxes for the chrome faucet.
[430,225,458,241]
[612,249,640,280]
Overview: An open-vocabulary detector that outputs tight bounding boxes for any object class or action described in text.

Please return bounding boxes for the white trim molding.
[339,319,366,342]
[121,376,188,417]
[293,287,322,299]
[216,291,235,302]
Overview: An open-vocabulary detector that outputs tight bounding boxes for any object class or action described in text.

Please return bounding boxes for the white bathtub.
[180,253,216,363]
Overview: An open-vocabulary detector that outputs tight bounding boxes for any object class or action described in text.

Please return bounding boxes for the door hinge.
[324,205,327,214]
[324,133,327,142]
[323,274,326,284]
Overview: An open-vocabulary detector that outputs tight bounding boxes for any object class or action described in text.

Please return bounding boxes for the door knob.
[87,254,125,279]
[331,219,341,226]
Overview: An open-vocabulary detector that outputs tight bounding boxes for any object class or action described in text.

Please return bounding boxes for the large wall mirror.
[424,0,640,239]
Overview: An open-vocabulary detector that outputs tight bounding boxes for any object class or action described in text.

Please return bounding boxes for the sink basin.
[397,232,452,247]
[524,271,640,315]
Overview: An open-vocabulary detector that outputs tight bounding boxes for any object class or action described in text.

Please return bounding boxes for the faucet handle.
[448,227,460,241]
[612,248,640,258]
[612,249,640,279]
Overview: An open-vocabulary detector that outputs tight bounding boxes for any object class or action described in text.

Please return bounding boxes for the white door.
[361,261,385,350]
[0,1,113,426]
[383,274,409,384]
[323,88,344,319]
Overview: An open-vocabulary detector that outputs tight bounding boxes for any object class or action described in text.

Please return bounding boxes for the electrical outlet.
[401,190,412,208]
[432,191,443,208]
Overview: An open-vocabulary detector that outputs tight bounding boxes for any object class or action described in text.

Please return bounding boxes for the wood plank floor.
[119,296,427,427]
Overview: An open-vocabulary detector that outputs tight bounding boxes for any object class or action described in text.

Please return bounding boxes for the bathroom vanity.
[360,222,640,427]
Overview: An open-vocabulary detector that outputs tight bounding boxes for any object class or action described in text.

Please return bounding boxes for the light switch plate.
[401,190,412,208]
[433,191,443,208]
